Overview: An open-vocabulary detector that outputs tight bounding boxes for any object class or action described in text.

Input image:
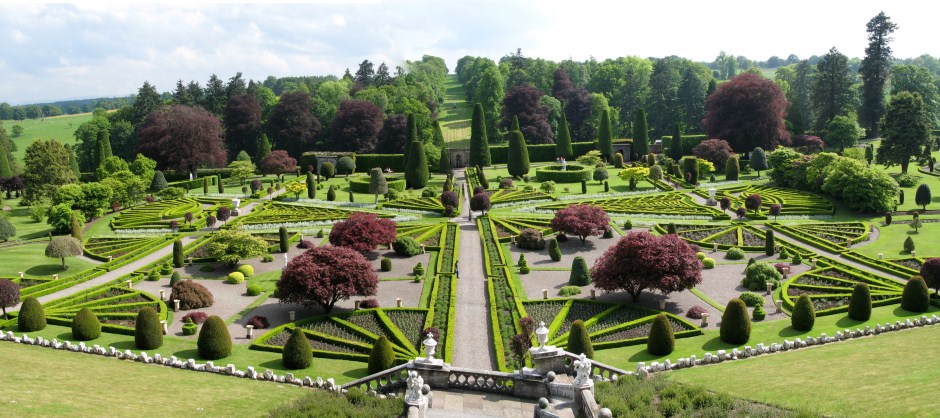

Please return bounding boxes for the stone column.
[159,290,165,301]
[396,298,403,308]
[701,313,709,327]
[542,289,548,300]
[590,289,596,300]
[160,320,168,335]
[246,325,254,339]
[173,299,181,311]
[289,310,296,321]
[126,279,132,287]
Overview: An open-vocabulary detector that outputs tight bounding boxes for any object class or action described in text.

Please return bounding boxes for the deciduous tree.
[591,231,702,301]
[23,139,76,203]
[45,236,83,269]
[328,99,384,152]
[328,212,396,253]
[266,92,321,158]
[137,105,226,174]
[692,138,733,167]
[877,91,932,173]
[0,279,19,319]
[702,74,790,153]
[206,229,269,266]
[470,192,491,215]
[223,95,262,161]
[550,204,611,245]
[500,85,554,144]
[919,258,940,295]
[276,246,378,314]
[259,150,297,175]
[826,115,864,152]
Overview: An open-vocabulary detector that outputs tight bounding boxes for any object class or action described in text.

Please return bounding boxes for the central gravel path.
[450,169,497,370]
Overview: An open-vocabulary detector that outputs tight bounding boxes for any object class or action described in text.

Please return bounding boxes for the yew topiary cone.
[719,298,750,344]
[71,307,101,341]
[368,336,397,374]
[848,283,872,321]
[17,297,46,332]
[791,294,816,331]
[134,307,163,350]
[901,276,930,312]
[198,315,232,360]
[646,314,675,355]
[282,327,313,370]
[566,320,594,359]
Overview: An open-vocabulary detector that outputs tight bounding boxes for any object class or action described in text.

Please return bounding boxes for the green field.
[3,113,93,165]
[438,74,473,148]
[0,342,308,417]
[0,243,98,278]
[669,325,940,417]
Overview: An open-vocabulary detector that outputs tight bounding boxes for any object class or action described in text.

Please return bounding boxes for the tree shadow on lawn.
[25,264,71,276]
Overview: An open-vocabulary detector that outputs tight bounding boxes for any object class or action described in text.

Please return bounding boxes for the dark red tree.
[702,73,790,153]
[470,192,491,215]
[550,204,610,245]
[552,68,575,104]
[216,207,231,223]
[591,232,702,301]
[745,194,762,212]
[374,114,408,154]
[692,138,735,167]
[276,246,378,314]
[328,212,396,253]
[440,191,458,208]
[564,88,595,142]
[791,135,825,153]
[328,99,384,152]
[769,203,782,220]
[266,92,321,158]
[0,279,19,319]
[184,212,194,226]
[920,258,940,294]
[206,215,217,229]
[259,150,297,175]
[735,207,747,219]
[719,197,731,212]
[499,85,554,144]
[137,105,226,173]
[223,95,262,161]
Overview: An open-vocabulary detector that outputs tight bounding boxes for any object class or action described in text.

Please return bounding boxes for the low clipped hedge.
[535,164,592,183]
[354,154,405,173]
[348,175,406,193]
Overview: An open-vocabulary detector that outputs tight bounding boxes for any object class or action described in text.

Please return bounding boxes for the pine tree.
[0,145,10,178]
[150,170,168,192]
[306,172,316,199]
[65,144,80,178]
[632,109,649,158]
[507,130,530,178]
[405,141,428,189]
[96,128,112,167]
[859,12,898,138]
[469,104,491,166]
[555,113,573,159]
[597,109,613,161]
[402,114,417,169]
[255,134,272,165]
[669,124,683,160]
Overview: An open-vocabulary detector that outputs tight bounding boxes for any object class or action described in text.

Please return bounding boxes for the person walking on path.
[455,260,459,279]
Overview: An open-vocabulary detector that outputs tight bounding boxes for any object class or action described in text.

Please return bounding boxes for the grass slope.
[3,113,93,165]
[0,243,97,278]
[0,341,308,417]
[669,325,940,417]
[438,74,473,149]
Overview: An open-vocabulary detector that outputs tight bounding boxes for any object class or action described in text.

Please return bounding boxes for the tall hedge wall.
[489,141,595,165]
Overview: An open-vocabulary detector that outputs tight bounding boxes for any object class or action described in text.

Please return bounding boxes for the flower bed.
[694,185,834,216]
[781,260,905,315]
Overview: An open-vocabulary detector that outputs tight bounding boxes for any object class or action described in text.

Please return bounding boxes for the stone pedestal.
[411,361,450,389]
[529,346,565,375]
[288,311,296,321]
[572,383,596,415]
[231,209,240,217]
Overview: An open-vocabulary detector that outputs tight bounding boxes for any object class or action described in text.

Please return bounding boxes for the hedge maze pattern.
[489,188,554,205]
[782,260,905,314]
[40,286,167,333]
[381,197,445,213]
[111,197,231,230]
[695,185,834,217]
[231,202,389,227]
[538,192,728,220]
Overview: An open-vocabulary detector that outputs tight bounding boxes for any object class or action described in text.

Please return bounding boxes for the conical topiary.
[566,320,594,359]
[507,130,530,178]
[134,307,163,350]
[569,256,590,286]
[719,298,750,344]
[72,307,101,341]
[548,238,562,262]
[848,283,872,321]
[282,327,313,370]
[198,315,232,360]
[646,314,675,355]
[17,297,46,332]
[368,336,397,374]
[791,294,816,331]
[173,239,184,268]
[901,276,930,312]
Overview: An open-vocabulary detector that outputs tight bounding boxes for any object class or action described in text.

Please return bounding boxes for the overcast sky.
[1,1,936,105]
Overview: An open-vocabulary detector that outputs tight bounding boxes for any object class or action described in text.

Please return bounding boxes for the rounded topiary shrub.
[283,327,313,370]
[147,269,161,281]
[566,320,594,358]
[413,263,425,276]
[197,315,232,360]
[742,262,782,291]
[246,284,262,296]
[517,228,545,250]
[739,292,764,307]
[725,247,745,260]
[901,276,930,312]
[393,236,421,257]
[696,252,706,261]
[71,307,101,341]
[791,294,816,331]
[702,258,716,269]
[558,285,581,297]
[17,297,46,332]
[226,272,245,284]
[752,305,767,321]
[247,315,269,329]
[548,238,561,262]
[182,318,198,336]
[380,257,392,272]
[719,299,750,345]
[647,314,675,356]
[569,256,590,286]
[134,307,163,350]
[171,280,215,310]
[236,264,254,277]
[360,299,380,309]
[170,271,182,286]
[368,336,397,374]
[792,252,803,265]
[848,283,872,321]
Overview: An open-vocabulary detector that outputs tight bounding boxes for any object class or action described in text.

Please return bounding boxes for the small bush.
[392,236,422,257]
[17,297,45,332]
[752,305,766,321]
[360,299,380,309]
[413,262,425,276]
[160,263,173,275]
[181,312,208,324]
[368,336,397,374]
[779,247,789,259]
[702,258,715,269]
[602,228,614,238]
[792,252,802,265]
[719,299,750,344]
[198,315,232,360]
[742,262,782,291]
[848,282,872,321]
[739,292,764,307]
[182,318,198,336]
[283,328,313,370]
[171,280,215,310]
[558,286,582,297]
[380,257,392,271]
[261,254,274,263]
[566,320,594,358]
[686,305,708,319]
[246,284,262,296]
[696,252,706,260]
[147,269,161,281]
[316,229,325,238]
[517,254,530,274]
[647,314,675,355]
[725,247,745,260]
[791,295,816,331]
[296,239,314,249]
[623,220,633,230]
[517,228,545,250]
[71,307,101,341]
[904,236,915,253]
[199,265,215,273]
[548,238,562,261]
[226,272,245,284]
[569,256,590,286]
[901,276,930,312]
[169,271,181,286]
[247,315,270,329]
[135,307,163,350]
[236,264,254,277]
[556,233,568,243]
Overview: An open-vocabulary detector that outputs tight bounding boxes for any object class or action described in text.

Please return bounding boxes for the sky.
[0,0,937,105]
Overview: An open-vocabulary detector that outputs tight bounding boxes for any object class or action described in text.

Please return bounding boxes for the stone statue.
[406,370,424,402]
[573,353,592,387]
[283,253,289,268]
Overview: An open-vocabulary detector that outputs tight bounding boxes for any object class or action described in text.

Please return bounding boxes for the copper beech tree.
[702,73,790,153]
[276,246,378,314]
[259,150,297,175]
[549,204,611,245]
[591,232,702,301]
[137,105,227,174]
[328,212,396,253]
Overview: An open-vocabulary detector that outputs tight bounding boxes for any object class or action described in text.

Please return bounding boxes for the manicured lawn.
[247,269,281,292]
[669,325,940,417]
[593,303,940,370]
[439,74,473,148]
[0,341,308,417]
[855,219,940,258]
[4,113,93,165]
[0,323,369,382]
[0,243,98,278]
